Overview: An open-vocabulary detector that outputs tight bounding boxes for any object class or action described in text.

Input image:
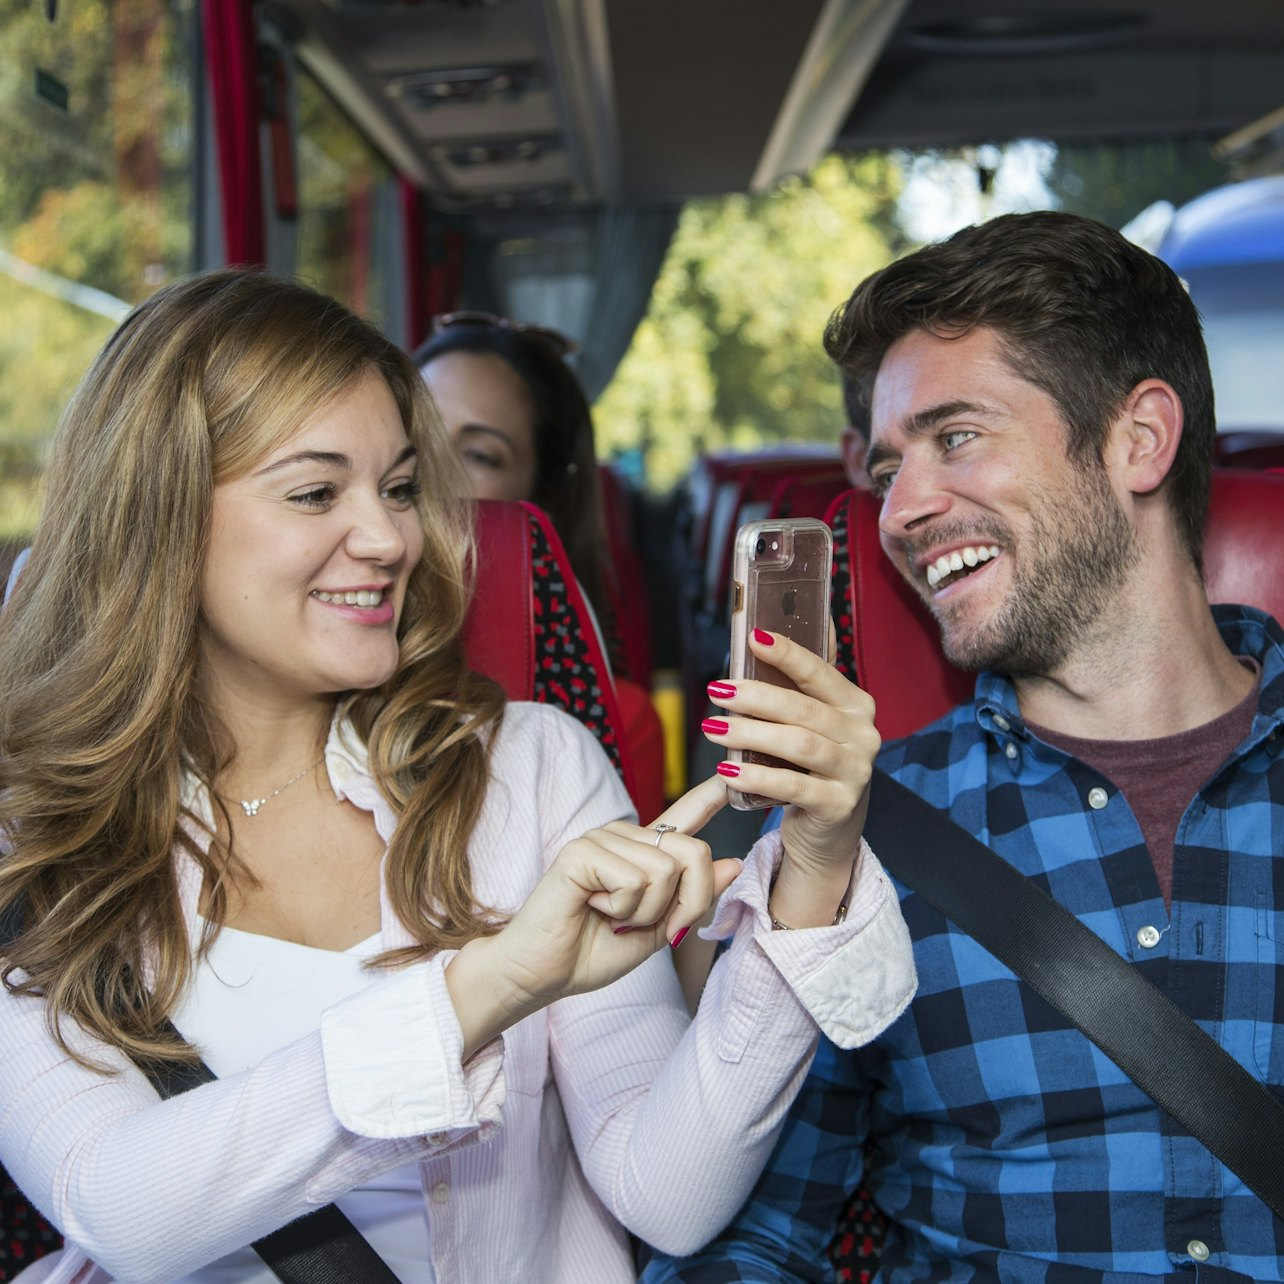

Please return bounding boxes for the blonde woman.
[0,269,913,1284]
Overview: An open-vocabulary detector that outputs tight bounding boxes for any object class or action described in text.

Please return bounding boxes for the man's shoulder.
[883,703,980,770]
[876,698,988,806]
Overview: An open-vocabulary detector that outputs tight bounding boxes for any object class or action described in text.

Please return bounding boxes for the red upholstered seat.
[462,499,655,817]
[825,466,1284,742]
[768,469,851,522]
[1212,431,1284,471]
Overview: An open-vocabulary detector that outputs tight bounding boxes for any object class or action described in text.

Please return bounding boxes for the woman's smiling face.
[199,369,425,709]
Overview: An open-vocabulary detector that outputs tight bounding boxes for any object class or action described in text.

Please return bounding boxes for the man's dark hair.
[824,210,1216,570]
[839,371,868,443]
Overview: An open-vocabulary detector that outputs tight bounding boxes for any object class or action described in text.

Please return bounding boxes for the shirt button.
[993,714,1011,732]
[432,1182,451,1204]
[1004,742,1018,760]
[1087,786,1109,809]
[1137,925,1161,949]
[1186,1239,1210,1262]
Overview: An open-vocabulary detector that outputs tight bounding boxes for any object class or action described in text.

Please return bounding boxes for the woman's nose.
[345,495,409,564]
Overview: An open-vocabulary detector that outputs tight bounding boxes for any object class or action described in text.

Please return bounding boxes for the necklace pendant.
[240,798,265,817]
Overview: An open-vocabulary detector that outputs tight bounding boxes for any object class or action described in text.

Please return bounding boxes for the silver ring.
[653,823,678,848]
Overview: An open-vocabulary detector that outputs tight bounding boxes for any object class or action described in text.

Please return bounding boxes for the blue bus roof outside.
[1158,176,1284,270]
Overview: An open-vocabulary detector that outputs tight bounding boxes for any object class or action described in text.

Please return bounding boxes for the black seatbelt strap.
[0,898,399,1283]
[862,767,1284,1224]
[150,1042,401,1283]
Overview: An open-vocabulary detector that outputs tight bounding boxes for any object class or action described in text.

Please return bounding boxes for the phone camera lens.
[755,537,766,556]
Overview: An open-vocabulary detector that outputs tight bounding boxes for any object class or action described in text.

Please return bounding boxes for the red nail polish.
[716,762,741,778]
[670,926,691,950]
[707,681,737,700]
[701,717,729,735]
[612,924,633,935]
[752,628,775,646]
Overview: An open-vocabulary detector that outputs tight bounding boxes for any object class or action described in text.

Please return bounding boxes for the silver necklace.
[234,756,324,818]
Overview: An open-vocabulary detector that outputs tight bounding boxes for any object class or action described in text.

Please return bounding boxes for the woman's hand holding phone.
[704,626,880,928]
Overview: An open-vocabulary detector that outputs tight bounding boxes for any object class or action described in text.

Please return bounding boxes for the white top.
[1,702,916,1284]
[170,924,431,1283]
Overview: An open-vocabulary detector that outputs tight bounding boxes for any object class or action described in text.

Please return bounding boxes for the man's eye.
[942,429,977,451]
[288,484,335,509]
[869,469,896,497]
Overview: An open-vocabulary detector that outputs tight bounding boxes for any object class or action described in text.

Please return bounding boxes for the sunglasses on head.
[430,311,579,357]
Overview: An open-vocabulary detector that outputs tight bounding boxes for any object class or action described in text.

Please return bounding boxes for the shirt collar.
[967,604,1284,766]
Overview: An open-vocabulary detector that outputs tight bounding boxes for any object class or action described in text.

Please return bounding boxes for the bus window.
[293,67,395,332]
[0,0,197,543]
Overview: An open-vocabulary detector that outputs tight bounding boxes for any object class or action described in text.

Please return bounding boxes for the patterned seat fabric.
[0,1170,60,1281]
[822,490,888,1283]
[527,508,625,777]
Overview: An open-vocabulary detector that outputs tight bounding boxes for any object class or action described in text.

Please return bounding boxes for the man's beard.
[913,464,1140,677]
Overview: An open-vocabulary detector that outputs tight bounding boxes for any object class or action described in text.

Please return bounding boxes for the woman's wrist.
[444,933,541,1061]
[766,844,859,930]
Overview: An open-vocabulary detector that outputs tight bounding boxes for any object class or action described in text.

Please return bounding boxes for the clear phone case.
[725,517,833,810]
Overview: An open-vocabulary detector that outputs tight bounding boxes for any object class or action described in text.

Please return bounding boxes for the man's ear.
[841,426,870,491]
[1109,379,1183,496]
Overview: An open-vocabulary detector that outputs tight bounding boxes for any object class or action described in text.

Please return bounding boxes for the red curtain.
[202,0,264,266]
[399,177,429,347]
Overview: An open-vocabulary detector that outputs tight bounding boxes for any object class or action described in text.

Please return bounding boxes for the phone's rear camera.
[755,537,766,556]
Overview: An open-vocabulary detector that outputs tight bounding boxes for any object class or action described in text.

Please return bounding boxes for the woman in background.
[415,314,664,821]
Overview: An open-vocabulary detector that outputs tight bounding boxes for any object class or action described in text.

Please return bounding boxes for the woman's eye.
[288,484,336,509]
[942,429,977,452]
[462,448,505,472]
[383,477,423,508]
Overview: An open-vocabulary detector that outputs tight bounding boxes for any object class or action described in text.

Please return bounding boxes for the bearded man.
[644,211,1284,1282]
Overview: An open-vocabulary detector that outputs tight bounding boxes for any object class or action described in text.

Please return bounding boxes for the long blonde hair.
[0,269,505,1066]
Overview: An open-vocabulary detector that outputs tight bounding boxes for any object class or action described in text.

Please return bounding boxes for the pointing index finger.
[646,774,729,836]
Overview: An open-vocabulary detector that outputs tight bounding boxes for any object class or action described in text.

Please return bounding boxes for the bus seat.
[823,487,972,741]
[825,467,1284,742]
[679,448,844,760]
[598,464,654,687]
[463,499,661,819]
[1212,430,1284,471]
[769,468,850,521]
[693,447,843,621]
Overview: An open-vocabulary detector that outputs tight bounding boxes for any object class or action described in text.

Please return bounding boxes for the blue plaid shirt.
[646,605,1284,1283]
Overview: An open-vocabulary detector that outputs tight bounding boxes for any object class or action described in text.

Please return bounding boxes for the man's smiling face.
[866,326,1139,677]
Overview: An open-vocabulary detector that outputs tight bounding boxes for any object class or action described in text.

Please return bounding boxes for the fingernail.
[716,762,741,778]
[670,926,691,950]
[612,925,633,935]
[707,681,737,700]
[701,717,729,735]
[752,628,775,646]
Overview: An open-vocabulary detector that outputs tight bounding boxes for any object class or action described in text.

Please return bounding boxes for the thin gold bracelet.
[768,865,851,930]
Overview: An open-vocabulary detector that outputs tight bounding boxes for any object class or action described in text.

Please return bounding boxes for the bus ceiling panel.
[834,0,1284,150]
[603,0,832,200]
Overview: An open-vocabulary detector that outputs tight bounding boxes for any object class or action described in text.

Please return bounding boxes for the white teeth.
[313,589,384,607]
[923,545,998,590]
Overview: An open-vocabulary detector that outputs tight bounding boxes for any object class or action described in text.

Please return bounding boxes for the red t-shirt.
[1030,662,1259,912]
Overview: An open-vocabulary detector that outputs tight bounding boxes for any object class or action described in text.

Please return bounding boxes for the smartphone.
[725,517,833,810]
